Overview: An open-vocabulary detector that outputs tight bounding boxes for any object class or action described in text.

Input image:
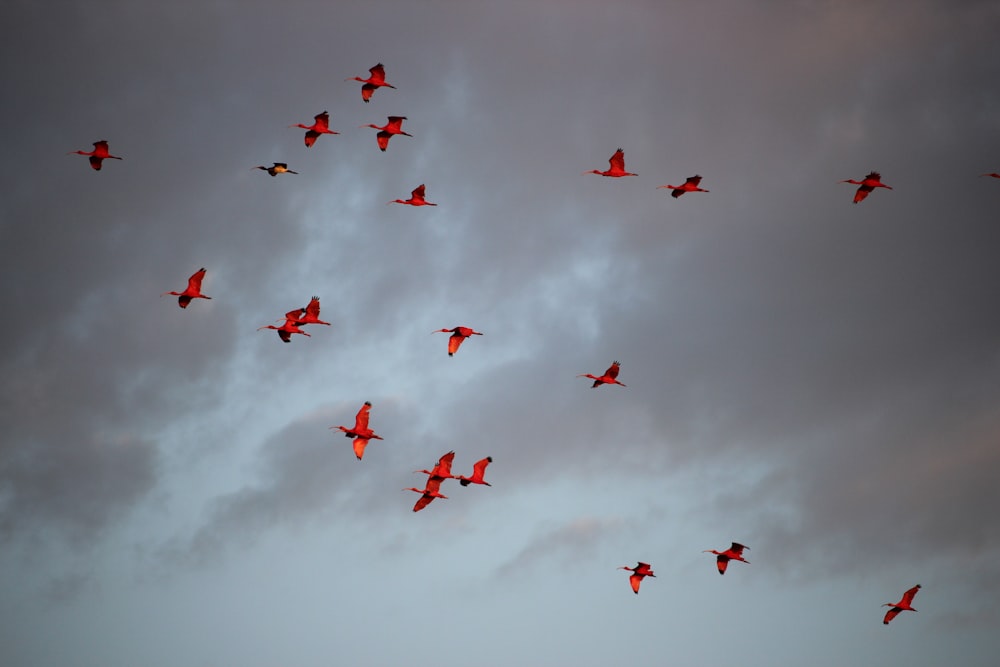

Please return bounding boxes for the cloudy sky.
[2,1,1000,665]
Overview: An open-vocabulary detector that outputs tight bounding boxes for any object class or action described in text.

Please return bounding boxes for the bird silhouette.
[619,562,655,594]
[432,326,483,356]
[253,162,298,177]
[658,175,709,198]
[883,584,921,625]
[578,361,626,388]
[69,140,122,171]
[161,268,211,308]
[330,402,384,460]
[454,456,493,487]
[290,111,339,148]
[585,148,637,177]
[389,184,437,206]
[360,116,411,152]
[346,63,396,103]
[840,171,891,203]
[703,542,750,575]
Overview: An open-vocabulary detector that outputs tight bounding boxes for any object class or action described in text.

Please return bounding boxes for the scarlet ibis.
[578,361,626,388]
[253,162,298,177]
[981,172,1000,179]
[840,171,892,203]
[414,451,456,481]
[257,316,311,343]
[882,584,921,625]
[290,111,339,148]
[69,140,122,171]
[658,175,709,198]
[584,148,637,177]
[290,296,331,326]
[389,184,437,206]
[360,116,411,152]
[330,401,384,460]
[404,478,448,512]
[454,456,493,487]
[161,268,211,308]
[346,63,396,103]
[619,562,655,594]
[432,326,483,356]
[703,542,750,575]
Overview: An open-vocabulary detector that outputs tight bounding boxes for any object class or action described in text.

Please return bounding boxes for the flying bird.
[330,401,384,460]
[703,542,750,575]
[433,326,483,356]
[883,584,921,625]
[346,63,396,103]
[161,268,211,309]
[253,162,298,177]
[840,171,892,203]
[290,296,331,326]
[980,172,1000,179]
[290,111,339,148]
[257,311,312,343]
[578,361,626,388]
[454,456,493,487]
[658,175,709,198]
[68,140,122,171]
[585,148,637,177]
[414,451,456,484]
[619,562,655,594]
[404,479,448,513]
[389,184,437,206]
[360,116,411,152]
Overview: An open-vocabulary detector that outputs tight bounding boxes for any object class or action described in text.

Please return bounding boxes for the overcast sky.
[2,1,1000,666]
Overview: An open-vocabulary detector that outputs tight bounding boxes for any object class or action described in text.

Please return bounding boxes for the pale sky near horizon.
[2,1,1000,666]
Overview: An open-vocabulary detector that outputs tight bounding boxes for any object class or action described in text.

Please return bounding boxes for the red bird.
[389,184,437,206]
[585,148,637,177]
[404,479,448,512]
[253,162,298,177]
[658,175,709,198]
[454,456,493,487]
[69,140,122,171]
[258,309,312,343]
[619,562,655,594]
[981,172,1000,179]
[840,171,892,203]
[289,296,331,326]
[703,542,750,575]
[161,268,211,308]
[330,401,384,460]
[360,116,411,152]
[346,63,396,103]
[882,584,921,625]
[433,326,483,356]
[578,361,626,388]
[414,451,456,483]
[290,111,339,148]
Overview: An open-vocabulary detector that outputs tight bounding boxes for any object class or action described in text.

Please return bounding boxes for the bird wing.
[433,451,456,478]
[314,111,329,129]
[883,606,902,624]
[629,573,642,594]
[866,171,881,181]
[355,402,371,431]
[412,493,435,512]
[853,186,872,204]
[730,543,747,556]
[89,155,104,170]
[370,63,386,82]
[609,148,625,171]
[686,175,702,186]
[305,296,321,319]
[285,308,305,324]
[376,131,391,151]
[424,477,443,495]
[412,184,426,199]
[449,333,466,355]
[304,131,320,148]
[186,269,206,292]
[605,362,620,380]
[387,116,406,129]
[353,437,370,460]
[472,456,492,480]
[901,585,920,606]
[716,555,730,574]
[362,83,376,102]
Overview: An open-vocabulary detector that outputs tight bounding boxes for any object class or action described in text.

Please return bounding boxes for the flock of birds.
[68,60,996,628]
